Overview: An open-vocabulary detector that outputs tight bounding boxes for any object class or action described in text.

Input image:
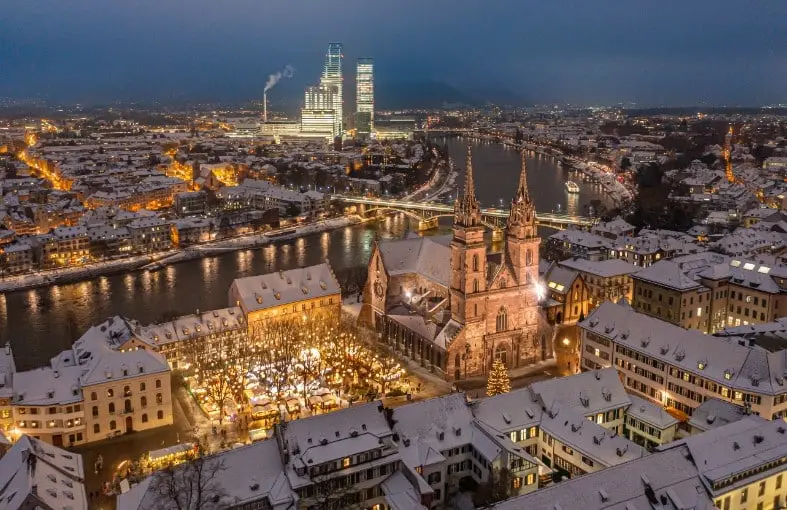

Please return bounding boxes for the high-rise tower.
[356,58,374,136]
[320,43,343,136]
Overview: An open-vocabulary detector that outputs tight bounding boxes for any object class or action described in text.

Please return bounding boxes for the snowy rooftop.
[530,367,630,417]
[229,262,340,315]
[136,307,245,348]
[377,234,452,287]
[631,259,704,290]
[626,393,679,429]
[558,257,641,278]
[687,397,748,434]
[541,402,647,467]
[665,417,787,493]
[491,446,713,510]
[582,302,787,396]
[0,435,86,510]
[118,439,294,510]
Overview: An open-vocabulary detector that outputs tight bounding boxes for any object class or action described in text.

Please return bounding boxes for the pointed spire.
[515,149,530,201]
[508,149,535,230]
[464,144,476,201]
[454,144,481,228]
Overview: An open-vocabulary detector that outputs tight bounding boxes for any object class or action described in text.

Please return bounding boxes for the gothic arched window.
[472,254,479,272]
[473,279,480,293]
[496,307,508,332]
[526,249,533,266]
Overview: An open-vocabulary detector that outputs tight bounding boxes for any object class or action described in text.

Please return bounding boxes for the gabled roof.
[377,235,452,287]
[230,262,340,315]
[118,440,294,510]
[0,435,86,510]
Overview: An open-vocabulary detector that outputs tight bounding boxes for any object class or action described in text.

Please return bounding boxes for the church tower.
[450,145,486,324]
[506,150,540,286]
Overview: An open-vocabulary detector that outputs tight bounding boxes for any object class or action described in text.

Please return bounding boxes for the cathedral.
[362,146,551,381]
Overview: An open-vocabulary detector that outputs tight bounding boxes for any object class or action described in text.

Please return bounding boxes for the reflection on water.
[0,138,596,370]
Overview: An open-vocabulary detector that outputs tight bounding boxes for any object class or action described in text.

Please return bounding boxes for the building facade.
[580,302,787,421]
[355,58,374,136]
[320,42,343,135]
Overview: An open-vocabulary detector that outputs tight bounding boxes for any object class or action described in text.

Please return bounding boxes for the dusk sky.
[1,0,785,106]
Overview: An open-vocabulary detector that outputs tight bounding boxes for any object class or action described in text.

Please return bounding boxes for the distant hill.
[372,80,528,109]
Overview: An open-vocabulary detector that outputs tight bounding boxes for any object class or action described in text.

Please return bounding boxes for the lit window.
[697,307,702,317]
[513,477,522,489]
[594,348,600,357]
[743,263,755,271]
[343,457,350,468]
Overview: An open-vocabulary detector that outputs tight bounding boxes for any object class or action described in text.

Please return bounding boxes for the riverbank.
[0,216,362,294]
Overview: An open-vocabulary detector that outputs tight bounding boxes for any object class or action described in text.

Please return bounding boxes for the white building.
[0,435,87,509]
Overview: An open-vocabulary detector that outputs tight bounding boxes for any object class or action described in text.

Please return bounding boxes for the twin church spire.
[453,144,482,228]
[453,145,534,229]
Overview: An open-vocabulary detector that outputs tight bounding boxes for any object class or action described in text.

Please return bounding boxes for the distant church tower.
[450,145,487,324]
[506,150,540,286]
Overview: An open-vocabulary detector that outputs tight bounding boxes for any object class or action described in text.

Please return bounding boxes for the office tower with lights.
[319,42,343,136]
[355,58,374,137]
[301,85,337,138]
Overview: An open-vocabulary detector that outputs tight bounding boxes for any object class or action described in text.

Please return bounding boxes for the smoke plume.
[264,65,295,93]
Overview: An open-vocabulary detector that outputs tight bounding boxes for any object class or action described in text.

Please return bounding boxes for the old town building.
[363,147,550,381]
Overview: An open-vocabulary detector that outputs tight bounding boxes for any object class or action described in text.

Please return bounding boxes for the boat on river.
[565,181,580,194]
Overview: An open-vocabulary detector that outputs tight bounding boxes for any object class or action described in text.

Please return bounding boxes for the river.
[0,137,611,370]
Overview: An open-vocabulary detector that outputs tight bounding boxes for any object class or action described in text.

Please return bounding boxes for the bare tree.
[472,467,515,507]
[150,448,230,510]
[185,336,245,424]
[248,319,304,399]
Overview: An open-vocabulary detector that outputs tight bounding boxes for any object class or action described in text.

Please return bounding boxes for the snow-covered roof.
[0,435,86,510]
[530,367,630,417]
[558,257,641,278]
[626,393,678,429]
[229,262,340,315]
[539,402,647,467]
[118,439,294,510]
[377,235,452,287]
[666,416,787,494]
[582,302,787,396]
[687,397,748,434]
[632,259,704,290]
[491,445,713,510]
[281,402,393,488]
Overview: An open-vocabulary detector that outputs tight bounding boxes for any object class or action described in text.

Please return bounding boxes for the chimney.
[263,91,268,123]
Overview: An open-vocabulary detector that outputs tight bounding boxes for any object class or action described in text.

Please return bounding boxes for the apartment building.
[174,190,208,217]
[1,242,34,273]
[473,368,648,480]
[632,259,719,333]
[580,302,787,420]
[118,439,294,510]
[7,320,172,447]
[126,217,171,254]
[133,307,247,369]
[34,226,90,268]
[632,255,787,334]
[392,393,540,507]
[667,417,787,510]
[279,402,403,509]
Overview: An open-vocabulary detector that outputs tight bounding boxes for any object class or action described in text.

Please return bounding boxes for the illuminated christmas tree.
[486,359,511,397]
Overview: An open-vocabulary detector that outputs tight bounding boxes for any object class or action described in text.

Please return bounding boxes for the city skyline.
[1,0,786,107]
